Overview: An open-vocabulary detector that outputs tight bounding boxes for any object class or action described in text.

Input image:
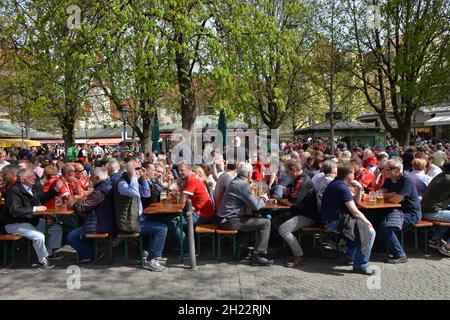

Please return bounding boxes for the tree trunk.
[59,106,76,157]
[176,33,196,132]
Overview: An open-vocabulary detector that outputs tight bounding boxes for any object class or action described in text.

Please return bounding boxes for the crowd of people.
[0,136,448,274]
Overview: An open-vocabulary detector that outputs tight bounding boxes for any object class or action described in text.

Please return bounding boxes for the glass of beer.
[376,191,384,204]
[160,191,167,208]
[368,191,377,205]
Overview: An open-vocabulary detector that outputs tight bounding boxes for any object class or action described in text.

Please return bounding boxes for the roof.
[0,120,58,139]
[424,113,450,126]
[160,115,248,132]
[297,120,379,132]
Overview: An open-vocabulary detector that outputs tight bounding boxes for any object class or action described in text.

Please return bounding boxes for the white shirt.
[93,146,104,156]
[427,164,442,180]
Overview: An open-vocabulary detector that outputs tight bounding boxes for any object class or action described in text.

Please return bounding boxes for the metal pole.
[185,200,197,270]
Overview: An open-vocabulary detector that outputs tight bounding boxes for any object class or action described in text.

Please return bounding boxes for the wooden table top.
[357,201,401,210]
[33,207,75,215]
[144,202,184,215]
[262,203,290,210]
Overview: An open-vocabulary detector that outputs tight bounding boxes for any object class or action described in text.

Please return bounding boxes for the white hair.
[93,168,109,181]
[237,162,253,178]
[107,158,120,172]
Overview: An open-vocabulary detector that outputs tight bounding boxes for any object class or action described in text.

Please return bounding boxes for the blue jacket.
[72,179,115,235]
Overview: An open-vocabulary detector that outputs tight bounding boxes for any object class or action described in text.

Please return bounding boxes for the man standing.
[93,142,104,157]
[216,162,273,266]
[0,149,10,171]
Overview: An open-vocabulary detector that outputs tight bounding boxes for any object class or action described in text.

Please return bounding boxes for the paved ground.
[1,241,449,300]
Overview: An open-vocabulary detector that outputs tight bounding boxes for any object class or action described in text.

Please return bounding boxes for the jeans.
[327,219,376,270]
[67,227,95,259]
[139,217,168,260]
[5,223,49,263]
[278,215,315,257]
[380,212,416,258]
[169,212,210,252]
[36,220,63,255]
[423,210,450,242]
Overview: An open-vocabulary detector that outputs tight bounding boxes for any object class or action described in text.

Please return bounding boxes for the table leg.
[186,209,197,270]
[45,219,48,247]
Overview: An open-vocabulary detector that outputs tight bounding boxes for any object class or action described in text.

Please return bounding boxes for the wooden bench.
[195,224,217,258]
[84,233,113,264]
[432,221,450,227]
[0,234,30,267]
[298,224,338,258]
[117,233,142,264]
[400,219,434,254]
[215,227,238,260]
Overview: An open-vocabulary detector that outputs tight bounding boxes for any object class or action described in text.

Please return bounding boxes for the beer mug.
[160,191,167,208]
[368,191,377,205]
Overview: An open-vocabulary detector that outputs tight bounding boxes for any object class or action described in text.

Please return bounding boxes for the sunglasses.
[135,167,142,170]
[76,170,84,173]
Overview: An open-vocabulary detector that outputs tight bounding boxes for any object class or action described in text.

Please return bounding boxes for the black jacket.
[73,179,115,235]
[339,212,371,257]
[3,183,58,226]
[289,173,319,222]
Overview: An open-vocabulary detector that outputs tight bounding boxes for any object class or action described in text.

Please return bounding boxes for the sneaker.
[250,256,273,267]
[142,258,165,272]
[428,239,446,250]
[385,255,408,264]
[343,258,354,266]
[285,256,305,268]
[142,250,149,259]
[438,244,450,257]
[78,252,105,264]
[352,267,375,275]
[47,253,64,261]
[239,251,252,261]
[155,256,168,262]
[36,258,55,270]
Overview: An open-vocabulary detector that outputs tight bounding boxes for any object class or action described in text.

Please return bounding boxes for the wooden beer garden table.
[144,201,197,269]
[357,201,401,210]
[33,207,75,244]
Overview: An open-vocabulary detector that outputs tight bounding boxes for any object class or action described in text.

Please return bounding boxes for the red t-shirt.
[252,161,264,182]
[43,177,76,208]
[355,168,374,192]
[78,175,90,190]
[363,156,377,169]
[182,174,215,220]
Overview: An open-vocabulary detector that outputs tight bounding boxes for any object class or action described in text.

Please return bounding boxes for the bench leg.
[139,236,143,264]
[109,237,113,265]
[27,240,31,265]
[232,235,237,260]
[414,228,419,253]
[424,228,429,255]
[2,242,6,268]
[212,234,216,259]
[12,241,16,267]
[217,235,221,260]
[124,239,129,264]
[94,240,98,262]
[196,234,201,257]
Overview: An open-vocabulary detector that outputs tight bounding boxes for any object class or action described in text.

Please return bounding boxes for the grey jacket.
[216,176,265,220]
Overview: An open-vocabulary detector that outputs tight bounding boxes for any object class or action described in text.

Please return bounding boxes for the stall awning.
[86,138,123,145]
[425,114,450,126]
[0,139,41,148]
